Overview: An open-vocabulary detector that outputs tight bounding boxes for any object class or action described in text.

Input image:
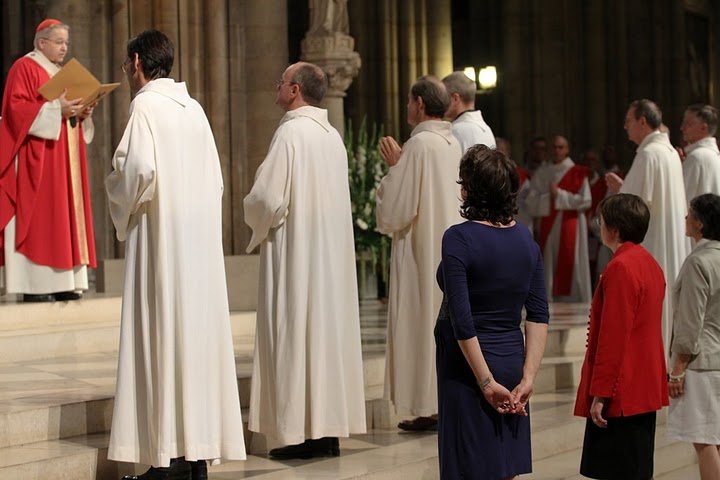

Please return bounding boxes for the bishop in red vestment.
[0,19,96,302]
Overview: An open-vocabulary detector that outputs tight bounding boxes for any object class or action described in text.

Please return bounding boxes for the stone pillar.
[301,1,361,137]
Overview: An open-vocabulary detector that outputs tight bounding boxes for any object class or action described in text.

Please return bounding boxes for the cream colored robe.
[525,157,592,303]
[682,136,720,201]
[621,130,690,354]
[2,50,94,295]
[376,119,462,416]
[106,79,245,467]
[244,105,366,446]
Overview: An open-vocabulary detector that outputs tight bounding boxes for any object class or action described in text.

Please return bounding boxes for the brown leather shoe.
[398,416,438,431]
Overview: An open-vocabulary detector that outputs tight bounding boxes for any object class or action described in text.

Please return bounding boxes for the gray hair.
[686,104,719,136]
[33,23,69,49]
[629,99,662,130]
[442,71,476,104]
[290,62,328,106]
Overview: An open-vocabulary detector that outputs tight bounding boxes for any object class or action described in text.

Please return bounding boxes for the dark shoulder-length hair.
[690,193,720,241]
[459,144,519,224]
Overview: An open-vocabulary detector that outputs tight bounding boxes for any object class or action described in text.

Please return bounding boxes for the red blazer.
[574,242,669,418]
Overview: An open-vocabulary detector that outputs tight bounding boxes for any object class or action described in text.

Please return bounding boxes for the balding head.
[276,62,328,111]
[289,62,328,106]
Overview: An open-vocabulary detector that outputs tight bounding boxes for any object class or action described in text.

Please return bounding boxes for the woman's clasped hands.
[480,377,534,416]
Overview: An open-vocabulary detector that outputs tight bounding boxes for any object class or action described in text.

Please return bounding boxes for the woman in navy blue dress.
[435,145,549,479]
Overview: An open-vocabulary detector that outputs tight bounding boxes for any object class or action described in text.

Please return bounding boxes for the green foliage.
[345,117,390,281]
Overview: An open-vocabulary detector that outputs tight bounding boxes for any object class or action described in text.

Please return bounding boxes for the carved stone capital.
[301,32,361,97]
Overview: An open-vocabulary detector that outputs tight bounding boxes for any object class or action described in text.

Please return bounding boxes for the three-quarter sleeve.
[525,244,550,323]
[441,227,476,340]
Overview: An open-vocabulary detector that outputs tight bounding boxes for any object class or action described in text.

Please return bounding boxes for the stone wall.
[0,0,289,260]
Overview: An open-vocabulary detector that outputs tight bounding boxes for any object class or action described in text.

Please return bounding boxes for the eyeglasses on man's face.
[121,58,131,74]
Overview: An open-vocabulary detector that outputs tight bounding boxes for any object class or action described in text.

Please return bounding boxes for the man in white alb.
[606,99,690,354]
[376,75,462,431]
[106,29,245,480]
[244,61,366,459]
[680,104,720,202]
[442,71,495,152]
[525,135,592,303]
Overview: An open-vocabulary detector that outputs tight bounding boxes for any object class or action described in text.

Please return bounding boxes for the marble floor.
[0,299,701,479]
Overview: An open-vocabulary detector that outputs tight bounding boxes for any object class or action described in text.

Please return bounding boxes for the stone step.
[0,296,255,363]
[544,322,587,356]
[534,354,584,394]
[0,347,385,451]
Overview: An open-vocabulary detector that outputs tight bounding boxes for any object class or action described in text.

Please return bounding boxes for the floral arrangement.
[345,118,390,296]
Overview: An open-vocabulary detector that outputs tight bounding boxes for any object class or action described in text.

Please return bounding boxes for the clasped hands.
[480,377,534,416]
[59,90,97,120]
[379,136,402,167]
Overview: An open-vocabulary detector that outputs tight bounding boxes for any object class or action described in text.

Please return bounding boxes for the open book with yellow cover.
[37,58,120,108]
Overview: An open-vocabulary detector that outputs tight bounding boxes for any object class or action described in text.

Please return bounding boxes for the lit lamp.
[463,66,476,83]
[478,65,497,90]
[478,66,497,90]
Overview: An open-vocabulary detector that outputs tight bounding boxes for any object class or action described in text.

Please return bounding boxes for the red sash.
[538,165,589,296]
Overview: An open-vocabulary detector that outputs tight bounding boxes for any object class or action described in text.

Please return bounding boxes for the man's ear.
[417,95,425,112]
[133,53,141,73]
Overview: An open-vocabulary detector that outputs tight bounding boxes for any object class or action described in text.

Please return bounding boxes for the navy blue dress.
[435,221,549,480]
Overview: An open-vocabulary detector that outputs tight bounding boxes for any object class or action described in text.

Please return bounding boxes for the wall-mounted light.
[478,66,497,90]
[463,66,476,83]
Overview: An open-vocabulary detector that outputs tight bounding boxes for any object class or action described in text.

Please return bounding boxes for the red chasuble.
[0,56,96,268]
[516,165,530,186]
[538,165,589,296]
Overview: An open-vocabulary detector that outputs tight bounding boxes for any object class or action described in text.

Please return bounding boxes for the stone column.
[301,1,361,137]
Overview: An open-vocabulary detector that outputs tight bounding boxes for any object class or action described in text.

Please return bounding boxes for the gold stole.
[65,120,89,265]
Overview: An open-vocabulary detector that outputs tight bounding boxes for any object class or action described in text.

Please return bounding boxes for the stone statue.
[308,0,349,36]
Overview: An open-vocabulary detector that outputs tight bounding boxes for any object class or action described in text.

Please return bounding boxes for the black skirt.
[579,411,656,480]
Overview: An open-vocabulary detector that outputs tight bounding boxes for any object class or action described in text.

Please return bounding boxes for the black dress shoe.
[22,293,55,303]
[188,460,207,480]
[122,458,191,480]
[398,416,438,431]
[54,290,82,301]
[269,437,340,459]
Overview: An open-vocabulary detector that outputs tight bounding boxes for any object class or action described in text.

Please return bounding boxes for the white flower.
[356,218,369,230]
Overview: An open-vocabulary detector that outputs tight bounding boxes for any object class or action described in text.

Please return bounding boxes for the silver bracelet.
[479,376,493,390]
[668,371,686,383]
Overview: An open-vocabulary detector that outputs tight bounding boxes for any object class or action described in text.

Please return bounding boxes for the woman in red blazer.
[574,193,669,479]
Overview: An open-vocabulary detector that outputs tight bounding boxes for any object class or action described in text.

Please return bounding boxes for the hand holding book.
[38,58,120,110]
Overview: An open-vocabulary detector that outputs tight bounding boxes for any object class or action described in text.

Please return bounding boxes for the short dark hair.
[458,144,519,224]
[599,193,650,244]
[127,29,174,80]
[686,104,719,136]
[689,193,720,241]
[629,99,662,129]
[291,62,327,106]
[411,75,450,118]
